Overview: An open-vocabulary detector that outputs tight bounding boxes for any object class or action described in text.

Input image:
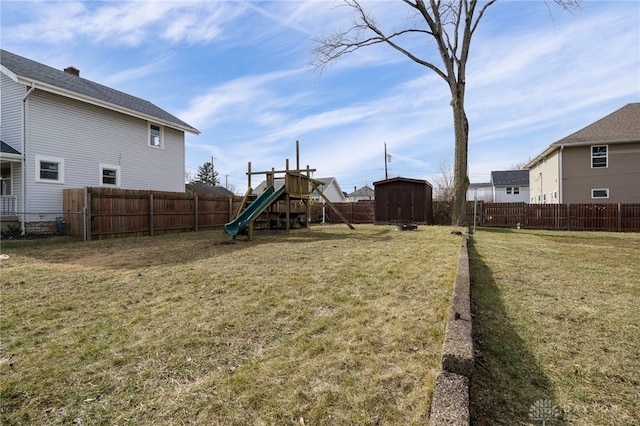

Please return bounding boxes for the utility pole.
[384,142,389,180]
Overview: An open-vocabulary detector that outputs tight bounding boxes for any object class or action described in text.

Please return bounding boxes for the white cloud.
[7,1,244,47]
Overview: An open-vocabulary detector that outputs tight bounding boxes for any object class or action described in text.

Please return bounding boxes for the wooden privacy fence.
[309,200,375,224]
[64,187,242,240]
[467,202,640,232]
[63,188,375,240]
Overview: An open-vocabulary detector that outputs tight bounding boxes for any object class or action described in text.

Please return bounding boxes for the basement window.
[591,188,609,199]
[100,164,120,187]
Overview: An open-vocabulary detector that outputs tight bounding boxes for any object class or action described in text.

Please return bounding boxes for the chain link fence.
[1,211,86,241]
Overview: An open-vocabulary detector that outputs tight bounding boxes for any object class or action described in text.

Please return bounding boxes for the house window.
[1,163,11,195]
[591,188,609,199]
[35,155,64,183]
[591,145,607,168]
[149,124,162,148]
[506,187,512,195]
[100,164,121,187]
[513,187,520,195]
[543,193,547,202]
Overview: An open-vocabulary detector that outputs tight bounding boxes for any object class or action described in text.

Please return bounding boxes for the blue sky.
[2,1,638,193]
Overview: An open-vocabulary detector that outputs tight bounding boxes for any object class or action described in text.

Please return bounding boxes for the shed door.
[387,186,414,222]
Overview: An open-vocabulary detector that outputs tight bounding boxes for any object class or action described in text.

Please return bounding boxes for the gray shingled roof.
[347,185,374,197]
[526,103,639,169]
[490,170,529,186]
[1,49,199,134]
[552,102,640,146]
[1,140,21,156]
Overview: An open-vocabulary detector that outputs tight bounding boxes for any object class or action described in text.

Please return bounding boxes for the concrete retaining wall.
[429,232,473,425]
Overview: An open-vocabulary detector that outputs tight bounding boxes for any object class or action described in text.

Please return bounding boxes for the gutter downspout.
[558,145,564,204]
[21,82,36,231]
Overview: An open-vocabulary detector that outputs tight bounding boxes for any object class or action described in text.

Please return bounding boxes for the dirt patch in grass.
[1,225,461,425]
[469,228,640,425]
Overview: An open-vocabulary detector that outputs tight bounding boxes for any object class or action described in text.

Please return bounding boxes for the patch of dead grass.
[1,225,460,425]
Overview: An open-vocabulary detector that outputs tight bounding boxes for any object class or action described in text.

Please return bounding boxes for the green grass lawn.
[469,228,640,426]
[0,225,461,425]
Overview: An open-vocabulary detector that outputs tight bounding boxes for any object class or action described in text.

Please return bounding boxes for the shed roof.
[374,177,432,187]
[0,49,199,135]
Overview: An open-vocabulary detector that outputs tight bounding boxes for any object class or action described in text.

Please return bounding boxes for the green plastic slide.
[224,185,285,237]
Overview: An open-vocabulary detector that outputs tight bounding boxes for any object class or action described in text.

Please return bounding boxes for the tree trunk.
[450,86,469,226]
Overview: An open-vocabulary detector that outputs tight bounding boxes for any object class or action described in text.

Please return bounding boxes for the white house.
[467,182,492,202]
[253,176,346,204]
[490,170,530,202]
[466,170,530,203]
[346,185,374,202]
[0,49,199,216]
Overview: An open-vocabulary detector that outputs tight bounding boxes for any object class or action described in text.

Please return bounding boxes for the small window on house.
[537,194,541,203]
[149,124,162,147]
[591,145,607,168]
[543,193,547,202]
[1,163,11,195]
[591,188,609,199]
[513,186,520,195]
[531,197,535,203]
[506,187,513,195]
[553,191,558,199]
[35,155,64,183]
[100,164,120,187]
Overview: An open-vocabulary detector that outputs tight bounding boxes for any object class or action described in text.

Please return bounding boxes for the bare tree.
[432,157,455,202]
[313,0,580,225]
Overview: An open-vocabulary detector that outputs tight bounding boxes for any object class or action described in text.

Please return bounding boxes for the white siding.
[0,73,25,211]
[528,150,561,204]
[493,186,530,203]
[0,73,24,151]
[25,90,185,212]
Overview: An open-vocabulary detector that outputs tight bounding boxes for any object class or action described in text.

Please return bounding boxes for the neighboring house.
[310,177,346,203]
[346,185,374,202]
[0,49,199,216]
[466,182,492,202]
[466,170,529,203]
[525,103,640,204]
[253,176,347,203]
[490,170,530,203]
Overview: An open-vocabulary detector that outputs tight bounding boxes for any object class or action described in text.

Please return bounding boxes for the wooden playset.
[224,142,354,239]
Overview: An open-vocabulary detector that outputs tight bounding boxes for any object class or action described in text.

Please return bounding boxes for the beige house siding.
[562,143,640,203]
[528,150,561,204]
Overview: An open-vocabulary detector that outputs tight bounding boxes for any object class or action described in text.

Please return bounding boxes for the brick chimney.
[64,66,80,77]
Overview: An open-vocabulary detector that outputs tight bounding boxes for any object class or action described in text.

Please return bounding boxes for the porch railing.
[0,195,18,215]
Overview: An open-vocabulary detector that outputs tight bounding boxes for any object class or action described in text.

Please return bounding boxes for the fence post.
[85,187,92,241]
[82,207,88,242]
[618,203,622,232]
[566,204,571,231]
[194,194,198,232]
[149,194,154,237]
